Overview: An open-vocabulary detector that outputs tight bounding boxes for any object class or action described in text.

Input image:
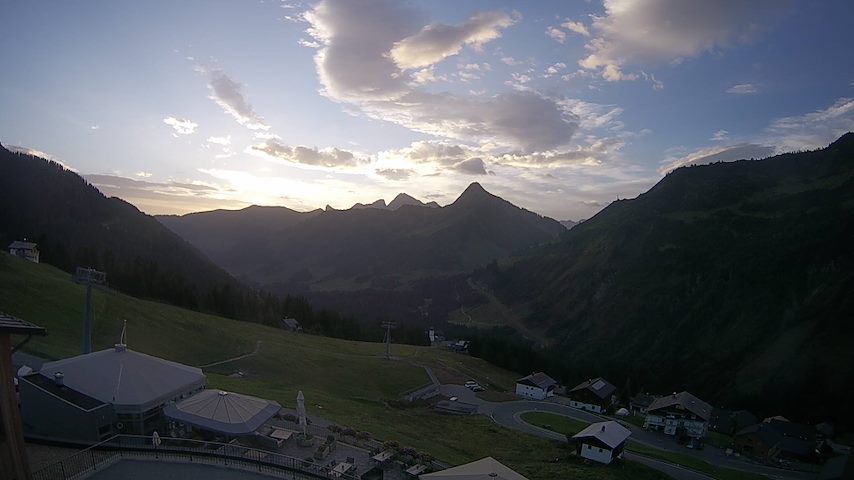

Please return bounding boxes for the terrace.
[32,434,364,480]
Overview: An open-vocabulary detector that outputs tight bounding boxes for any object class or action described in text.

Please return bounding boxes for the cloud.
[135,171,153,178]
[544,62,567,78]
[298,38,321,48]
[199,67,269,131]
[389,11,515,70]
[727,83,759,94]
[764,97,854,151]
[163,116,198,136]
[659,143,776,174]
[412,67,447,84]
[304,0,577,151]
[710,129,729,141]
[452,157,487,175]
[579,0,788,85]
[561,19,590,37]
[89,125,100,130]
[207,135,232,146]
[375,168,414,180]
[546,26,566,44]
[381,135,625,171]
[250,139,369,168]
[84,174,243,215]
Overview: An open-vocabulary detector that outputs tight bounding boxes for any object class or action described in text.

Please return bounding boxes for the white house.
[8,241,39,263]
[644,391,712,441]
[515,372,557,400]
[572,421,632,465]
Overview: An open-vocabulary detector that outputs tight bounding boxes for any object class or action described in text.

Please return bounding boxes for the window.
[587,445,592,449]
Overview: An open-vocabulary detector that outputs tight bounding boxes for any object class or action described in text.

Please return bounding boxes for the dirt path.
[197,340,261,368]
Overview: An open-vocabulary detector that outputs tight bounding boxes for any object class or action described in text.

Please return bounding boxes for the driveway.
[438,384,815,480]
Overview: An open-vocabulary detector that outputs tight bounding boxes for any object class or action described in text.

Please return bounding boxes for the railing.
[32,434,362,480]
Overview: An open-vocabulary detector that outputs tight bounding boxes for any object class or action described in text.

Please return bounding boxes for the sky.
[2,0,853,220]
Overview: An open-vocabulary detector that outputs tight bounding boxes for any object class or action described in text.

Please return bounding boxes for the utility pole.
[381,321,396,360]
[72,267,106,354]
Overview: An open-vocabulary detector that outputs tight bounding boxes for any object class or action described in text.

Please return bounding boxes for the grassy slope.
[0,253,664,480]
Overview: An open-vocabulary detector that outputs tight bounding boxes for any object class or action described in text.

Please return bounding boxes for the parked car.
[464,381,477,388]
[471,385,485,392]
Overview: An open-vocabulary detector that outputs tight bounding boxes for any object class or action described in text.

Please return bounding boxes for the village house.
[710,408,758,435]
[566,377,617,413]
[644,391,712,444]
[734,419,817,463]
[629,392,656,414]
[280,317,302,332]
[515,372,557,400]
[571,421,632,465]
[8,240,39,263]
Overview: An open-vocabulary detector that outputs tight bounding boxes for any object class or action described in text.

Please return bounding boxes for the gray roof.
[0,312,47,336]
[38,346,204,412]
[12,351,47,371]
[517,372,557,390]
[420,457,529,480]
[647,391,712,421]
[570,377,617,400]
[164,389,281,436]
[572,421,632,449]
[8,241,37,250]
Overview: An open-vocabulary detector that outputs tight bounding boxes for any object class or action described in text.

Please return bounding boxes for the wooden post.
[0,333,33,480]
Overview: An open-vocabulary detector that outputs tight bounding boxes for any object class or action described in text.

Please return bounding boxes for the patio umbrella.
[297,390,307,436]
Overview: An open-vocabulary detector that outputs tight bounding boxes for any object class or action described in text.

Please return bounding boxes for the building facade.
[20,344,205,442]
[567,377,617,413]
[515,372,557,400]
[572,421,631,465]
[8,241,39,263]
[644,391,712,441]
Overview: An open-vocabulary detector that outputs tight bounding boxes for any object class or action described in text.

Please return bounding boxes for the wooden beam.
[0,333,32,480]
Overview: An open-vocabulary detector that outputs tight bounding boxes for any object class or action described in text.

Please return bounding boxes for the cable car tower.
[381,321,396,360]
[72,267,106,354]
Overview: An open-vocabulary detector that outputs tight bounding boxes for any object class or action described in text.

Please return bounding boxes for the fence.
[32,434,362,480]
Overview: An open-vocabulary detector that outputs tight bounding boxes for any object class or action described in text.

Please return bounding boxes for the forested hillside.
[0,145,426,343]
[473,133,854,425]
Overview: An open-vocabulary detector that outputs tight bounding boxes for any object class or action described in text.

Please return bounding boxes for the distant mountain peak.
[452,182,500,207]
[463,182,487,195]
[388,192,434,210]
[351,199,387,210]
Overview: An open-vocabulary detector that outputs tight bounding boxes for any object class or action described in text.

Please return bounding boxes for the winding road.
[438,384,816,480]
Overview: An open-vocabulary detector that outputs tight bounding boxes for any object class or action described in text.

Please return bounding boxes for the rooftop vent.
[601,425,606,431]
[54,372,64,386]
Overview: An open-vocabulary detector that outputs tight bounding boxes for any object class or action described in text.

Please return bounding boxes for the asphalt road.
[439,384,816,480]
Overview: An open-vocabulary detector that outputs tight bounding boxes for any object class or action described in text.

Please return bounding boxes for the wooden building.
[567,377,617,413]
[1,313,46,480]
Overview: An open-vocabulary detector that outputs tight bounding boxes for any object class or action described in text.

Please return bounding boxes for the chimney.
[54,372,64,387]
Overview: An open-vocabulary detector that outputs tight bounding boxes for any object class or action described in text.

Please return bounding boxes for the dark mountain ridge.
[158,182,565,291]
[0,144,390,341]
[474,133,854,425]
